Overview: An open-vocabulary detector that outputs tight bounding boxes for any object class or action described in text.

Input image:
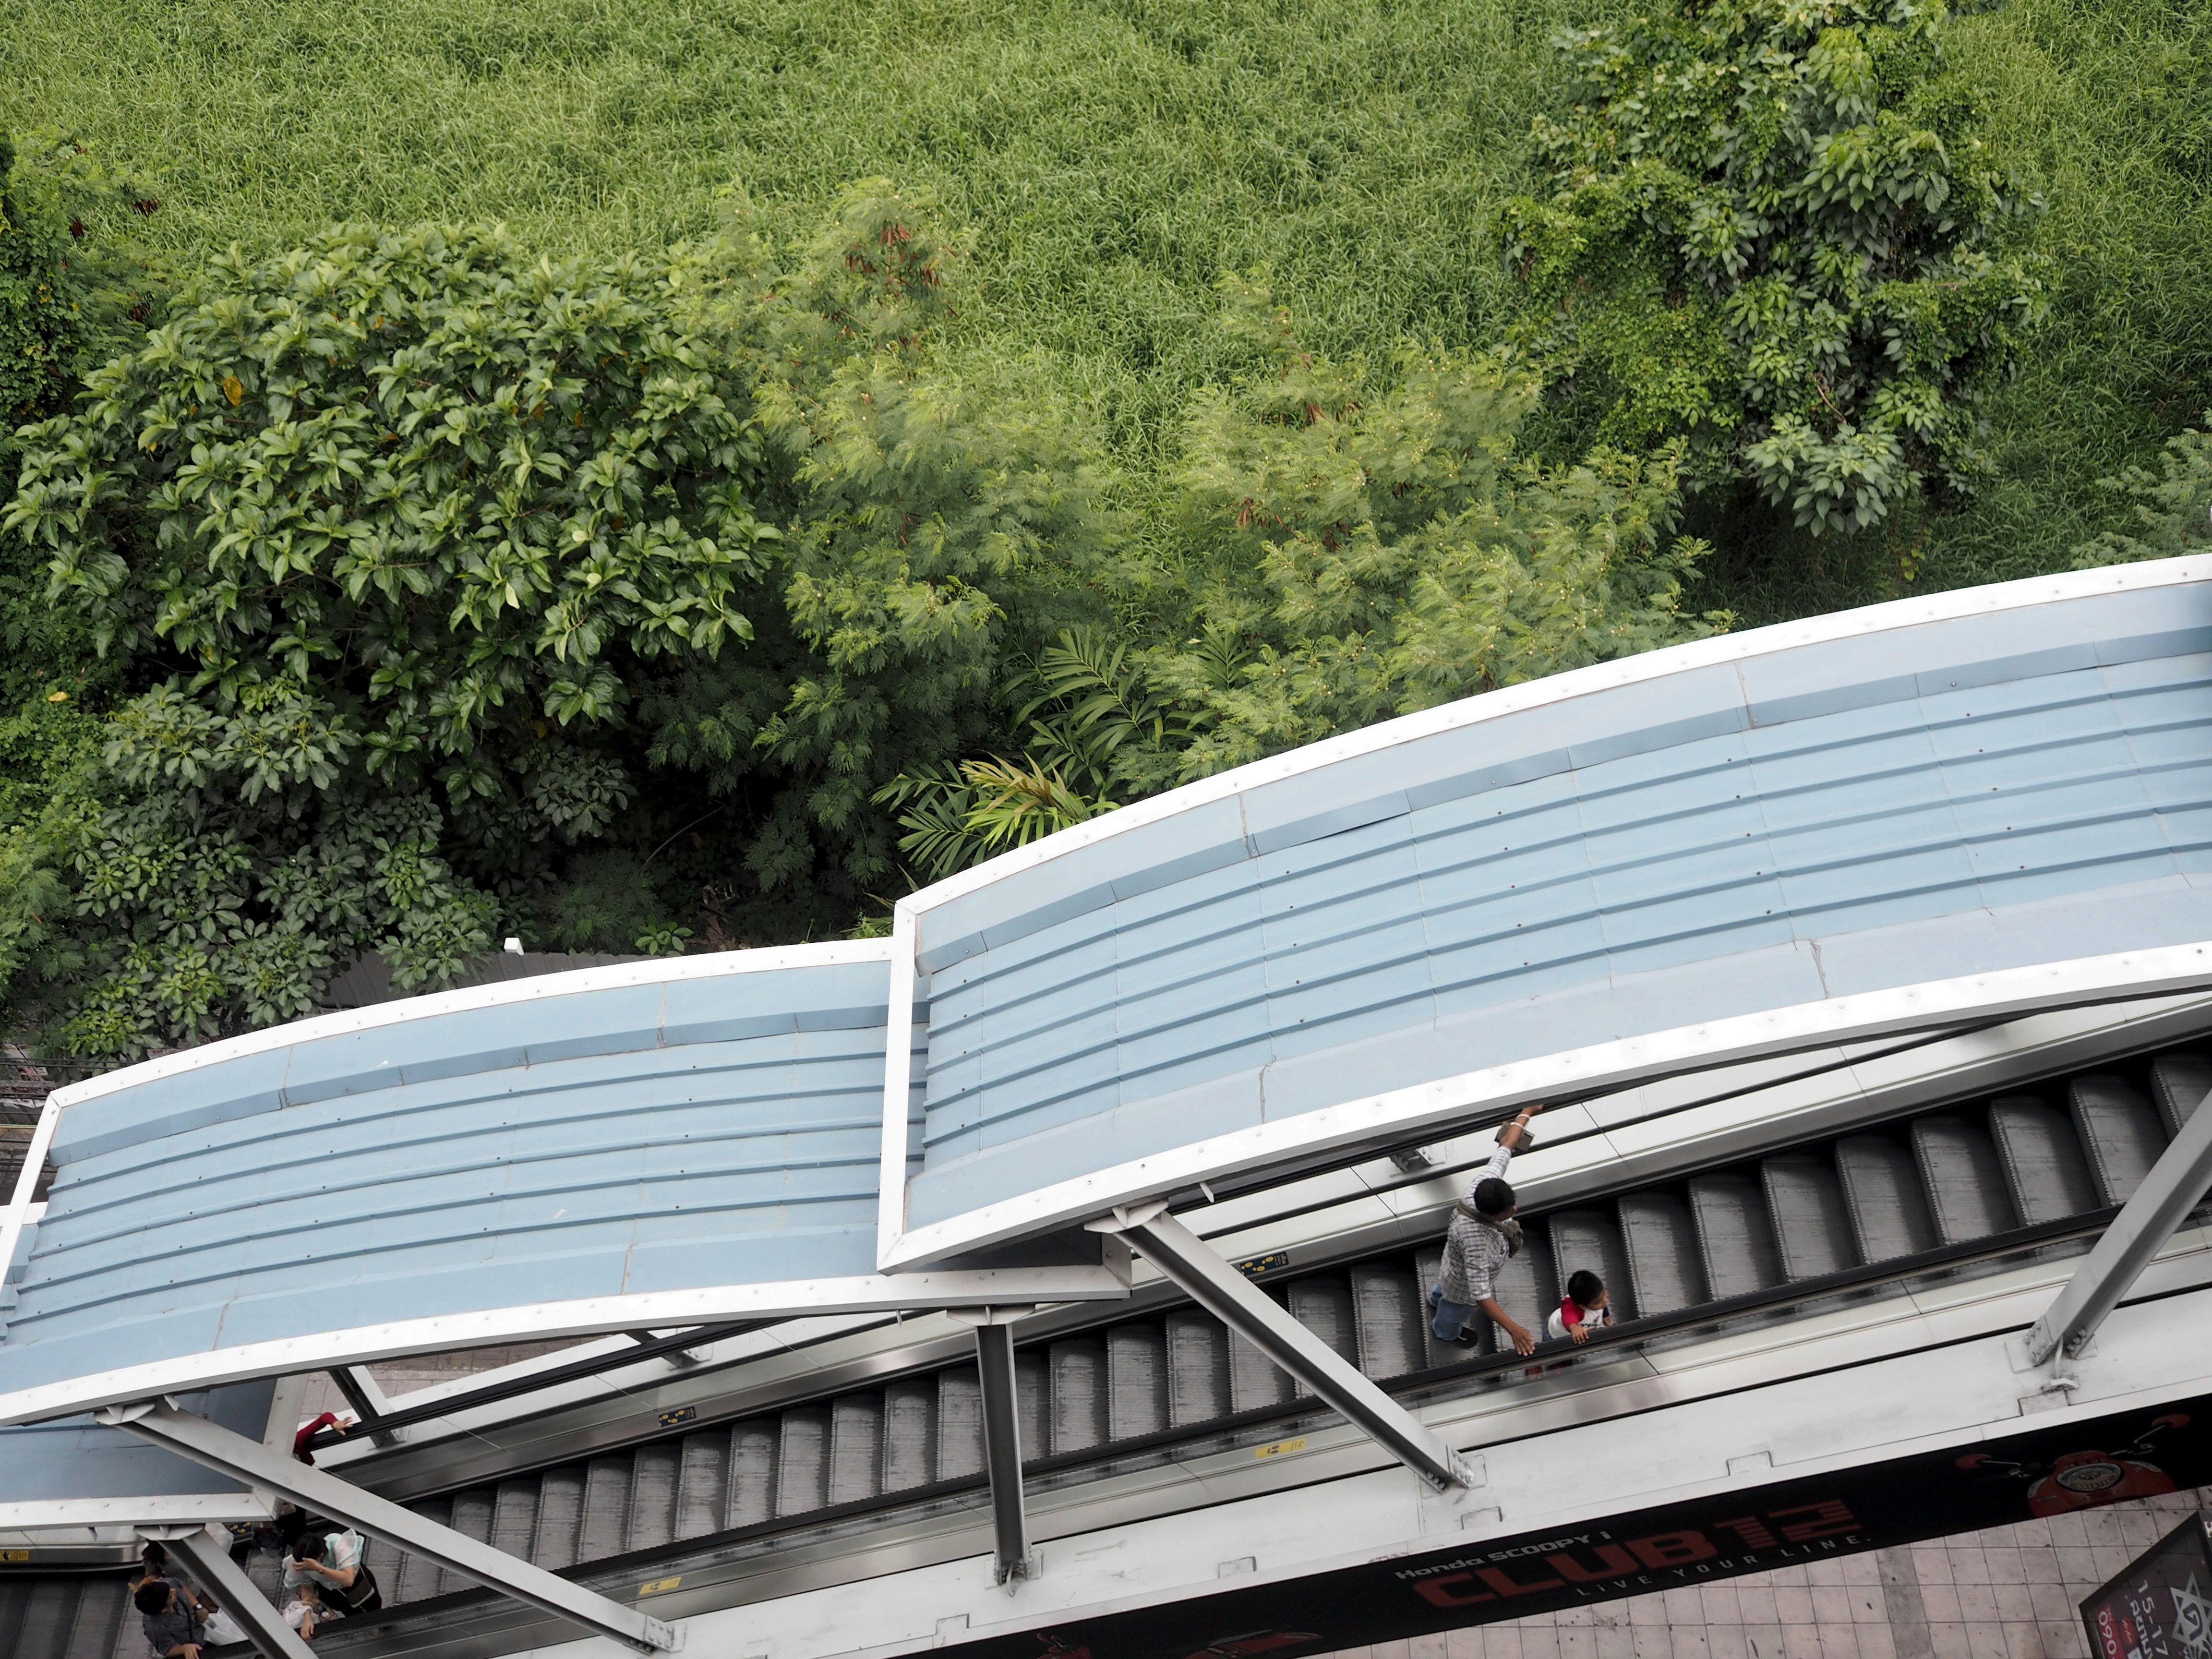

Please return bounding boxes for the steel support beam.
[1111,1207,1474,1491]
[327,1366,396,1447]
[2027,1086,2212,1365]
[100,1400,681,1651]
[959,1311,1037,1585]
[142,1522,319,1659]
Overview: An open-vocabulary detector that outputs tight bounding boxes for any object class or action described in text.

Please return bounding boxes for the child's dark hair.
[1566,1269,1605,1306]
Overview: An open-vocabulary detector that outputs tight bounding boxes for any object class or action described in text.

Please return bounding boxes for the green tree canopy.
[1503,0,2045,536]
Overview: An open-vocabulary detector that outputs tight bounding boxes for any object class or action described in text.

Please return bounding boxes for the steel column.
[1117,1209,1474,1491]
[100,1400,681,1651]
[974,1322,1036,1584]
[143,1522,319,1659]
[2027,1086,2212,1365]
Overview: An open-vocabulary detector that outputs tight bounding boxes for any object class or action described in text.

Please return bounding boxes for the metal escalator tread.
[2150,1053,2212,1140]
[247,1547,287,1605]
[397,1495,453,1602]
[883,1377,937,1493]
[1350,1262,1424,1380]
[15,1580,70,1659]
[1488,1226,1559,1348]
[1016,1351,1051,1464]
[936,1366,985,1480]
[578,1456,634,1565]
[1414,1244,1455,1367]
[1989,1096,2100,1224]
[491,1477,540,1561]
[1286,1274,1357,1396]
[627,1441,682,1551]
[1164,1310,1230,1427]
[1760,1154,1860,1281]
[2069,1075,2170,1207]
[1688,1173,1784,1298]
[1548,1210,1634,1322]
[1107,1322,1168,1441]
[1051,1339,1108,1456]
[829,1394,885,1507]
[728,1420,780,1527]
[532,1465,587,1568]
[65,1581,124,1659]
[1228,1286,1297,1412]
[775,1408,830,1518]
[1617,1192,1707,1317]
[675,1431,727,1539]
[1835,1137,1938,1263]
[1912,1116,2018,1244]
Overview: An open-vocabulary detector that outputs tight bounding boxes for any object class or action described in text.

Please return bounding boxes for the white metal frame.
[873,555,2212,1267]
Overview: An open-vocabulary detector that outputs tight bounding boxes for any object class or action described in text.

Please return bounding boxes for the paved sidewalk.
[1320,1488,2207,1659]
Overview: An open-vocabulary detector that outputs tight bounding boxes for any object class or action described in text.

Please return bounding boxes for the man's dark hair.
[1566,1268,1605,1305]
[133,1580,171,1614]
[1473,1177,1515,1218]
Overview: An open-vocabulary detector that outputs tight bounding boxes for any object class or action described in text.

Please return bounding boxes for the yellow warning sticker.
[639,1576,683,1597]
[1253,1437,1307,1460]
[0,1549,29,1563]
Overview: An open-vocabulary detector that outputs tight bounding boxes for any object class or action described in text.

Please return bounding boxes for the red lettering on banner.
[1770,1500,1858,1543]
[1549,1544,1641,1583]
[1630,1531,1719,1569]
[1415,1574,1499,1609]
[1712,1517,1777,1550]
[1478,1563,1565,1597]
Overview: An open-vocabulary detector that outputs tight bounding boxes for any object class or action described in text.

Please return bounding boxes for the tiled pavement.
[1318,1490,2208,1659]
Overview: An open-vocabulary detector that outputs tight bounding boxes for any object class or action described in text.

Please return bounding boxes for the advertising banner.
[2081,1509,2212,1659]
[943,1395,2212,1659]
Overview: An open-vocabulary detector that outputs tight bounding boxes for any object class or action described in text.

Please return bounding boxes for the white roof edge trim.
[0,1262,1129,1429]
[895,553,2212,917]
[878,938,2212,1271]
[876,904,921,1264]
[0,1093,63,1315]
[0,1496,272,1530]
[48,936,897,1112]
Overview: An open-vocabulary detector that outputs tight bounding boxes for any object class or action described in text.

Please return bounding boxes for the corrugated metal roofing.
[901,578,2212,1231]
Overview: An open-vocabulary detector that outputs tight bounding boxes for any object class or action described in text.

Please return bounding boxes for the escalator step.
[1164,1309,1231,1426]
[450,1486,496,1587]
[1617,1192,1707,1316]
[1228,1286,1297,1412]
[883,1376,938,1492]
[1350,1262,1424,1380]
[64,1580,123,1659]
[775,1407,831,1518]
[829,1394,886,1506]
[1548,1210,1634,1321]
[1990,1097,2100,1223]
[1107,1322,1168,1441]
[1016,1351,1051,1464]
[530,1466,586,1569]
[936,1366,986,1480]
[1051,1338,1109,1455]
[2069,1075,2170,1206]
[247,1547,287,1603]
[627,1442,682,1552]
[397,1495,452,1602]
[491,1478,540,1560]
[1488,1225,1560,1347]
[1688,1173,1784,1297]
[14,1581,71,1659]
[578,1457,634,1564]
[1286,1274,1358,1395]
[1835,1138,1938,1262]
[1413,1244,1456,1367]
[2150,1053,2212,1140]
[1912,1116,2018,1243]
[1760,1155,1860,1280]
[727,1421,780,1527]
[675,1431,727,1539]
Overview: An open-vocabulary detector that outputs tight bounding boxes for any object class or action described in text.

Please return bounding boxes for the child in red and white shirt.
[1546,1269,1614,1343]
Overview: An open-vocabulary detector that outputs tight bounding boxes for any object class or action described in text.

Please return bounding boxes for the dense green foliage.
[1503,0,2045,536]
[0,0,2207,1057]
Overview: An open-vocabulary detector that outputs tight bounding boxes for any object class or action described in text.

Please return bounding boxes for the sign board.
[2082,1510,2212,1659]
[942,1395,2212,1659]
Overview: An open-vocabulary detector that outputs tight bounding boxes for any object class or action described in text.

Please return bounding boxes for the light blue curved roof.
[886,562,2212,1255]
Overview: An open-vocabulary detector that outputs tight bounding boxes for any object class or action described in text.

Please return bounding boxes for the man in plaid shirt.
[1430,1102,1544,1354]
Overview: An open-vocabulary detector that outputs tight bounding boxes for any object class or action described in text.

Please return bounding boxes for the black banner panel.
[2080,1510,2212,1659]
[947,1395,2212,1659]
